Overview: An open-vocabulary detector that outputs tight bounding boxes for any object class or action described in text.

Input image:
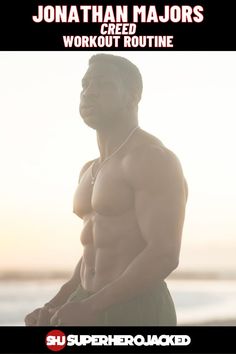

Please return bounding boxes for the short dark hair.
[89,54,143,104]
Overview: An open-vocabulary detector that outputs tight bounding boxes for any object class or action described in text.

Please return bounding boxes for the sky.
[0,51,236,274]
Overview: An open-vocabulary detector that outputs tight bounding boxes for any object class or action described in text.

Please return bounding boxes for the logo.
[45,331,191,350]
[46,330,67,352]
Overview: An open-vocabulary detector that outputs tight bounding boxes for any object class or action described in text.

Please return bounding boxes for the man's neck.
[96,118,138,162]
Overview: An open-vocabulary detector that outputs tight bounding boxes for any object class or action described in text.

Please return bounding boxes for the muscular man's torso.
[73,130,177,293]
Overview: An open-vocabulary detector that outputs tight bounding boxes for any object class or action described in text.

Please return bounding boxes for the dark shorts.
[66,281,177,326]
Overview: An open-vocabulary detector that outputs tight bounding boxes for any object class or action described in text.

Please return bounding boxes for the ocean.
[1,278,236,326]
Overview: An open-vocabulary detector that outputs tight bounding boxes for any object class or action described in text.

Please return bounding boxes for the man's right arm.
[24,258,82,326]
[25,160,91,325]
[44,258,82,309]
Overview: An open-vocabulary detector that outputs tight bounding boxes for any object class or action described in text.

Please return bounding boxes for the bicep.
[134,188,186,252]
[131,149,187,257]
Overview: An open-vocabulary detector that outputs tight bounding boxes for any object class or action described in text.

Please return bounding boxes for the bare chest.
[73,161,134,218]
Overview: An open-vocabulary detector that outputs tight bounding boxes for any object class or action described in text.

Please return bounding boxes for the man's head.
[79,54,143,129]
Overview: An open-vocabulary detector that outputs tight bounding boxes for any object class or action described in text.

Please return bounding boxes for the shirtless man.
[25,54,188,326]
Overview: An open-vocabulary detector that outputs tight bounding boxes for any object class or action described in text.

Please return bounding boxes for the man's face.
[79,61,128,129]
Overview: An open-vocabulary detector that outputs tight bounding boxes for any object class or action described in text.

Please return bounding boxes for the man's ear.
[126,90,139,109]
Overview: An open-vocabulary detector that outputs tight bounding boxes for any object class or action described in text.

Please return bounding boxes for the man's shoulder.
[122,129,185,188]
[125,128,180,169]
[78,159,96,182]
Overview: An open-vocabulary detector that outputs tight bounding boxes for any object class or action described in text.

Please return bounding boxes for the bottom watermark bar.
[0,326,235,353]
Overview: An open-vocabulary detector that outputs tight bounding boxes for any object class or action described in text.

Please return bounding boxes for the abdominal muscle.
[79,211,146,293]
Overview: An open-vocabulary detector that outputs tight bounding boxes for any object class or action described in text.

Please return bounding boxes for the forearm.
[44,281,76,309]
[85,247,178,313]
[45,258,82,309]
